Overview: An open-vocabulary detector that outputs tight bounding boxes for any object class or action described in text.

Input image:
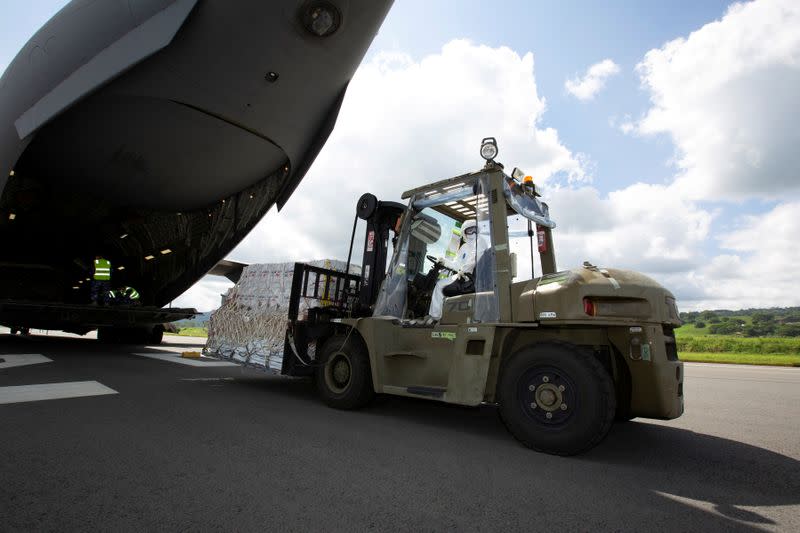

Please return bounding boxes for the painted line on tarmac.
[132,352,238,367]
[0,354,52,370]
[0,381,118,405]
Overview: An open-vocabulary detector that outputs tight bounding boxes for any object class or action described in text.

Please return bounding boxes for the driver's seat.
[442,276,474,298]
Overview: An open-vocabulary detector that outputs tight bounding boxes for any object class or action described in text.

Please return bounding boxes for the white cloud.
[685,201,800,309]
[514,182,713,278]
[619,121,635,135]
[172,276,233,312]
[565,59,620,101]
[510,183,800,311]
[179,40,587,310]
[635,0,800,201]
[618,0,800,310]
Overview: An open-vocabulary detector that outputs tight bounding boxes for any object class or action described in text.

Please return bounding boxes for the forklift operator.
[429,219,485,318]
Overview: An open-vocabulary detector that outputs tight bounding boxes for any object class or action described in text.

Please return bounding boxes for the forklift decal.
[366,230,375,252]
[446,299,472,313]
[431,331,456,341]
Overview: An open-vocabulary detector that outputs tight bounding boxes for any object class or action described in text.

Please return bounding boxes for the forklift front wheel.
[497,343,616,456]
[316,334,374,410]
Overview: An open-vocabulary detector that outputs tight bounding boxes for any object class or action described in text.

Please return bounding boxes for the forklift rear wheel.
[316,334,374,409]
[497,343,616,456]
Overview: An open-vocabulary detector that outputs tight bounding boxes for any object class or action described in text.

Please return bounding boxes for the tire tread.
[497,341,616,456]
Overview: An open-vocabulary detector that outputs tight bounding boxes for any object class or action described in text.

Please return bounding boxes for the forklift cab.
[338,156,557,406]
[373,163,555,325]
[373,170,498,324]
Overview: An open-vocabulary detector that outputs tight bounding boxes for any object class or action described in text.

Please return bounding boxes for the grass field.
[678,352,800,366]
[165,327,208,337]
[675,322,800,365]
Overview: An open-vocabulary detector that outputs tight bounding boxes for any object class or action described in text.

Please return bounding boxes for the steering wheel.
[427,255,458,274]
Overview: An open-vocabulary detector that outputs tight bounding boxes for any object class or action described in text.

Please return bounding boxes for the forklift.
[280,138,684,455]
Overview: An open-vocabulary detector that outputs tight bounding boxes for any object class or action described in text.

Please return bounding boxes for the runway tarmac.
[1,329,798,531]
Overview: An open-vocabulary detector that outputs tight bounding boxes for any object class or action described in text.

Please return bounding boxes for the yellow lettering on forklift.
[431,331,456,341]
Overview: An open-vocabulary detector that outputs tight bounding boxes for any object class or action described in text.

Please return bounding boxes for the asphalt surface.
[1,330,799,532]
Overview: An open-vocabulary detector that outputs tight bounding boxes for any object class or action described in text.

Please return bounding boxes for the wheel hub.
[333,359,350,385]
[535,385,562,410]
[519,367,577,426]
[325,352,352,393]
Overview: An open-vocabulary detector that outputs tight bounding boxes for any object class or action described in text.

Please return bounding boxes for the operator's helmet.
[461,219,478,242]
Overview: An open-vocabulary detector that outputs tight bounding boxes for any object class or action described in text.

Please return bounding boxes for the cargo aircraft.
[0,0,393,341]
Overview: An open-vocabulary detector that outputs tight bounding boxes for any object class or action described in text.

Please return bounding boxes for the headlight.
[480,137,498,161]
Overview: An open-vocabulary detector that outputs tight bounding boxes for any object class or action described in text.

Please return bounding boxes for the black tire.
[97,326,117,343]
[149,325,164,345]
[497,342,616,456]
[315,334,374,409]
[97,326,153,344]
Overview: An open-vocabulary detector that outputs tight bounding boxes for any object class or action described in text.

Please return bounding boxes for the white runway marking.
[0,381,118,405]
[132,352,238,367]
[0,354,52,370]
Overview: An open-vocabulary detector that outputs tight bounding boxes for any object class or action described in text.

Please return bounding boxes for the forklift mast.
[348,193,404,312]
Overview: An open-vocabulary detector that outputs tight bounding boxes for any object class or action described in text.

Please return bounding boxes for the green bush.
[709,322,741,335]
[681,311,700,322]
[677,335,800,354]
[694,321,706,329]
[751,312,775,324]
[777,324,800,337]
[744,323,776,337]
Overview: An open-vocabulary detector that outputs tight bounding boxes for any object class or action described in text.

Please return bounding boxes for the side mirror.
[509,252,518,279]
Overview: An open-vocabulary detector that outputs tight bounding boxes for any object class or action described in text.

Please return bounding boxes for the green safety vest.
[94,258,111,281]
[124,287,140,300]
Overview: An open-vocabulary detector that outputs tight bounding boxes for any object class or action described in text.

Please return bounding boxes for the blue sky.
[368,0,774,261]
[372,0,729,185]
[2,1,798,311]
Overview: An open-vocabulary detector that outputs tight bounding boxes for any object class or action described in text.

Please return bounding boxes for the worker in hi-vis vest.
[123,286,140,301]
[108,286,139,305]
[91,256,112,305]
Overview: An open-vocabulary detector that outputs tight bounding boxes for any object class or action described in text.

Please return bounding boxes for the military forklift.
[281,138,684,455]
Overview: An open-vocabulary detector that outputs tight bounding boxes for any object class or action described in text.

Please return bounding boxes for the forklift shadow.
[366,393,511,443]
[582,420,800,524]
[231,374,512,442]
[363,394,800,527]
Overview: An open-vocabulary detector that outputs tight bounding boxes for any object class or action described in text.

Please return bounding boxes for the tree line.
[679,308,800,337]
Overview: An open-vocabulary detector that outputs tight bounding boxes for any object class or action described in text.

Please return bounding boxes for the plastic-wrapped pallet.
[204,259,354,373]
